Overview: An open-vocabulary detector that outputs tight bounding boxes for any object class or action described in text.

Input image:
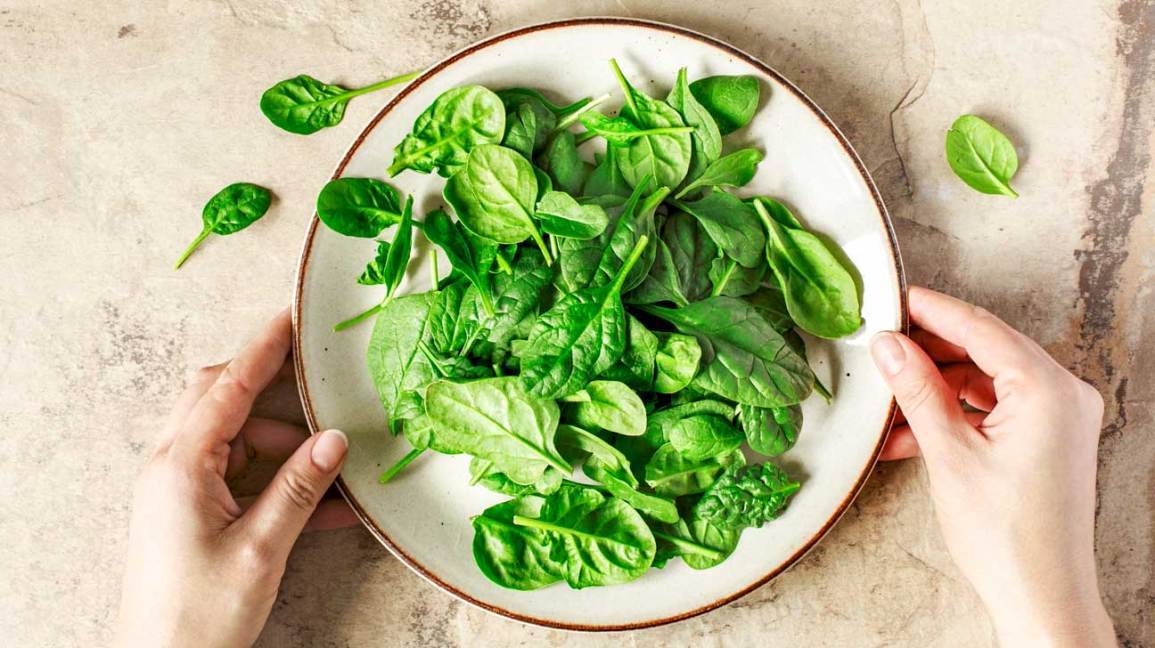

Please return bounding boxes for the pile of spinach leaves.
[315,61,863,590]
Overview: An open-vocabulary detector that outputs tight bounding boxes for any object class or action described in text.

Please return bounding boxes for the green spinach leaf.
[754,198,862,339]
[673,189,766,268]
[675,148,763,199]
[641,296,814,407]
[539,131,588,196]
[443,144,551,262]
[945,114,1019,197]
[688,75,760,135]
[425,377,571,484]
[600,314,658,390]
[609,59,692,189]
[668,414,744,460]
[357,240,391,286]
[388,85,505,176]
[260,71,418,135]
[472,496,566,590]
[421,208,497,316]
[520,235,649,398]
[667,67,723,182]
[535,190,609,239]
[653,332,702,393]
[175,182,272,269]
[695,462,800,530]
[315,177,404,238]
[561,380,647,436]
[366,293,436,432]
[739,403,803,456]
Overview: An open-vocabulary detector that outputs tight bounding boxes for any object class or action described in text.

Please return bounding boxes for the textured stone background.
[1,1,1152,646]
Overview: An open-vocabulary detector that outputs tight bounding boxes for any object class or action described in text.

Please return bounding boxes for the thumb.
[870,332,973,460]
[237,429,348,561]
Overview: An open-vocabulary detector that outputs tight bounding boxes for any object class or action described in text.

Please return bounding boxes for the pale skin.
[114,288,1116,646]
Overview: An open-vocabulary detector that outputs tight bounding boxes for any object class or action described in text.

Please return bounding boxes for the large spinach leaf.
[754,198,862,339]
[425,377,571,484]
[443,144,551,262]
[694,462,800,530]
[641,296,814,407]
[388,85,505,176]
[609,59,692,189]
[520,235,649,398]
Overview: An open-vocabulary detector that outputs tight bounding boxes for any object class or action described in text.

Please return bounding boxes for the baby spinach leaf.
[644,444,743,497]
[739,403,803,456]
[421,208,496,316]
[583,145,631,198]
[600,314,659,390]
[624,237,691,307]
[668,414,744,461]
[520,235,649,398]
[555,178,649,293]
[260,70,418,135]
[539,131,588,196]
[651,519,731,567]
[502,102,539,159]
[388,85,505,177]
[680,514,742,569]
[653,332,702,394]
[357,240,390,285]
[535,191,609,239]
[379,196,414,303]
[744,283,794,332]
[472,496,567,590]
[175,182,272,269]
[641,296,814,407]
[945,114,1019,197]
[591,184,667,293]
[609,59,692,189]
[579,111,695,146]
[661,212,717,302]
[470,457,564,496]
[315,177,403,238]
[694,462,800,530]
[688,75,761,135]
[675,148,764,199]
[443,144,551,262]
[645,399,737,444]
[562,380,647,436]
[673,189,766,268]
[366,293,436,432]
[557,428,679,524]
[754,199,862,339]
[749,195,802,229]
[667,67,723,182]
[425,377,571,484]
[510,484,656,588]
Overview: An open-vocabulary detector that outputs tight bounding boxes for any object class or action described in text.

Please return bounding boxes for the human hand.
[870,286,1115,647]
[114,310,357,648]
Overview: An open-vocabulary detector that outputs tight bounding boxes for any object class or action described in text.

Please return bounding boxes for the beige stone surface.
[1,0,1152,645]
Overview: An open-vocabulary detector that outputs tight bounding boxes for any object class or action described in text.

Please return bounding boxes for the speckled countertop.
[1,1,1152,646]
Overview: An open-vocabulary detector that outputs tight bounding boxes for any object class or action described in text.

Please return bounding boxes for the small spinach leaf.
[260,71,418,135]
[421,208,497,316]
[673,189,766,268]
[688,75,761,135]
[668,414,744,461]
[539,131,588,196]
[694,462,800,530]
[739,403,803,456]
[315,177,403,238]
[675,148,764,199]
[535,190,609,239]
[653,332,702,393]
[357,240,391,286]
[754,198,862,339]
[667,67,723,182]
[562,380,647,436]
[609,59,692,189]
[945,114,1019,197]
[175,182,272,269]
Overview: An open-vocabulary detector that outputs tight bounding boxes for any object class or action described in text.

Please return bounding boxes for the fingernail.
[311,429,348,472]
[871,332,907,376]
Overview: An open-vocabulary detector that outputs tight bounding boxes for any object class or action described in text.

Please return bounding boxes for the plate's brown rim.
[292,16,908,633]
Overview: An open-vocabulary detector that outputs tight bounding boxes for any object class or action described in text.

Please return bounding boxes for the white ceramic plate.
[294,17,906,631]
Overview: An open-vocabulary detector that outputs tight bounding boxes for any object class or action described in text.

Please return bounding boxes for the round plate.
[294,17,906,631]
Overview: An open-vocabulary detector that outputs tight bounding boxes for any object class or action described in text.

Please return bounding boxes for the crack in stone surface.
[1073,0,1154,435]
